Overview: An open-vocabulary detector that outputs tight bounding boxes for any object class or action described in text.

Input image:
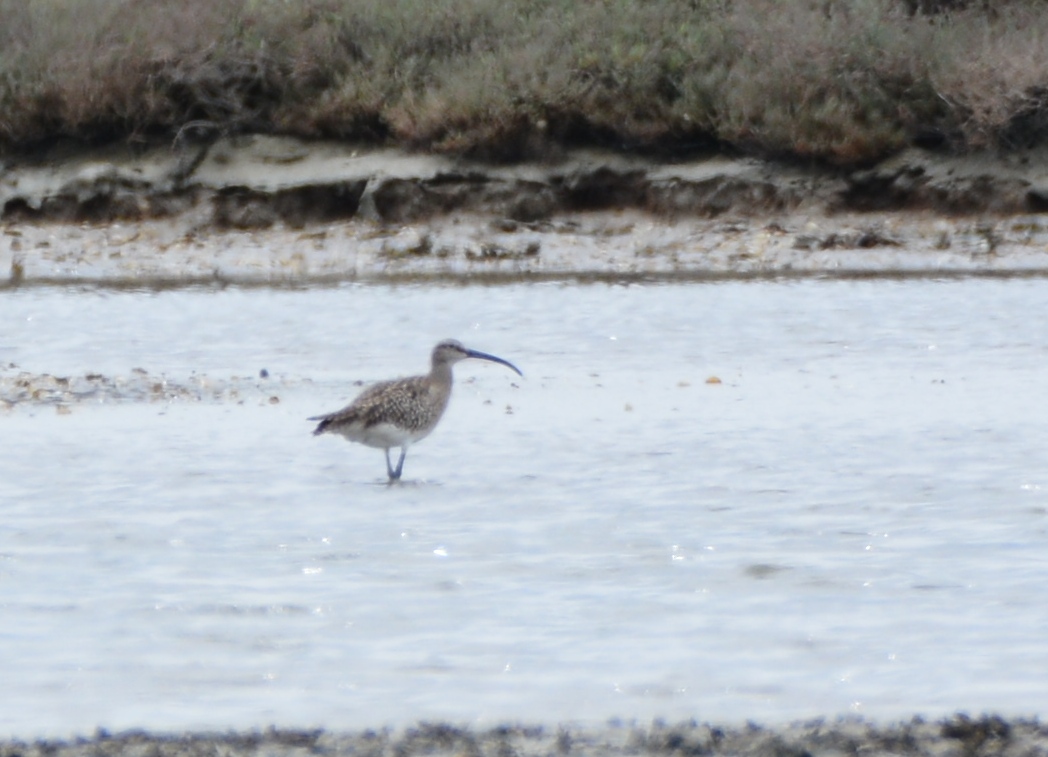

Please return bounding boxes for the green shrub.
[1,0,1047,163]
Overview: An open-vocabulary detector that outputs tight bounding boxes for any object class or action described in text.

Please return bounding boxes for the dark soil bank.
[7,137,1048,285]
[2,716,1043,757]
[6,137,1048,227]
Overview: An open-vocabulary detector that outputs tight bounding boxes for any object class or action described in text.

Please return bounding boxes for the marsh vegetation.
[3,0,1048,165]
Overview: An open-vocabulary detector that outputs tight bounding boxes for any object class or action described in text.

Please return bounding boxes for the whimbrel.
[310,339,522,481]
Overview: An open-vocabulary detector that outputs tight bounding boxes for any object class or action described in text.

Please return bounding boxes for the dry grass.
[2,0,1048,164]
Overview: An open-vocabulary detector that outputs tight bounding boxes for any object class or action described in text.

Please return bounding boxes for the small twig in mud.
[793,226,901,251]
[465,242,541,261]
[378,234,449,260]
[974,222,1001,255]
[8,254,24,286]
[171,120,222,184]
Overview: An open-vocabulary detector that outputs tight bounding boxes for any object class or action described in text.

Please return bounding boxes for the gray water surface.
[1,279,1047,736]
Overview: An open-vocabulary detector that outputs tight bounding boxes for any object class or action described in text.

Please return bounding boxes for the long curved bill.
[466,348,523,377]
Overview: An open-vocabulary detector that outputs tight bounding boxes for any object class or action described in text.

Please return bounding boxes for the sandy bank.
[5,137,1048,286]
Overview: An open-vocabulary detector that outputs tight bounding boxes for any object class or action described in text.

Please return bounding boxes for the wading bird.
[310,339,522,482]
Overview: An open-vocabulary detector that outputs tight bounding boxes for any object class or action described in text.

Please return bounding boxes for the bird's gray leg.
[392,447,407,480]
[384,449,396,481]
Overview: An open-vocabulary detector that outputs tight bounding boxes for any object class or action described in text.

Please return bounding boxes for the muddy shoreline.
[6,137,1048,286]
[2,716,1043,757]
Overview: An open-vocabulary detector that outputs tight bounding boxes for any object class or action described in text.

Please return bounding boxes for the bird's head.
[431,339,522,376]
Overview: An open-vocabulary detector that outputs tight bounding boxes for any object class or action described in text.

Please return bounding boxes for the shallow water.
[1,279,1047,737]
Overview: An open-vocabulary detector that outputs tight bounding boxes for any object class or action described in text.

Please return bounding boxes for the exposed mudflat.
[1,716,1043,757]
[6,136,1048,286]
[0,365,296,410]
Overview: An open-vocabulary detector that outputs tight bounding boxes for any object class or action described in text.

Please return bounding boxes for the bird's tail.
[308,415,331,435]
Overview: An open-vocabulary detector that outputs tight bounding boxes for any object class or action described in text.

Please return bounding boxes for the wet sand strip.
[0,368,292,410]
[7,211,1048,291]
[1,716,1041,757]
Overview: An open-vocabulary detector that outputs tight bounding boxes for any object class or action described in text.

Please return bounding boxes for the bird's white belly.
[337,421,431,449]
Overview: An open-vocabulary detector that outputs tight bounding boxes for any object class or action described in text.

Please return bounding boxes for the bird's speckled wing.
[310,375,443,436]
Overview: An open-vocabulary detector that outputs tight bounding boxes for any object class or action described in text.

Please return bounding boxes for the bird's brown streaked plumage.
[310,339,522,481]
[312,374,451,440]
